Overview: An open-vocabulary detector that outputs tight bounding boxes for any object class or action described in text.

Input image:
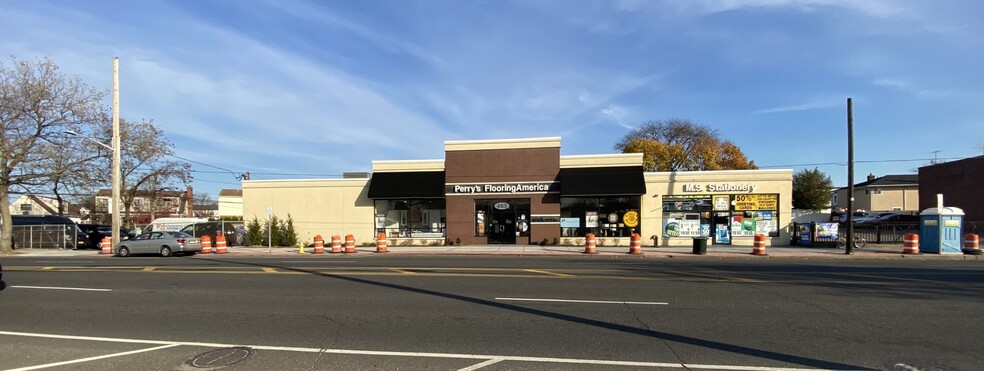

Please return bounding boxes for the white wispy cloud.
[753,99,843,114]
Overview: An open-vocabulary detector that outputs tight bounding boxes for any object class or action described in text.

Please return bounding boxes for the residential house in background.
[218,189,243,219]
[92,186,194,226]
[7,195,87,221]
[831,174,919,212]
[919,156,984,221]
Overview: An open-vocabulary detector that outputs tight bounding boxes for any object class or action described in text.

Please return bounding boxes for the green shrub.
[246,216,264,246]
[281,214,298,247]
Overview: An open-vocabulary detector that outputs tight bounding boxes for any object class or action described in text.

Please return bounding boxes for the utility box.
[919,207,964,254]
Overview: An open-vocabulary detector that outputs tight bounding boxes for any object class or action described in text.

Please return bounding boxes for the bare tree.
[1,57,105,254]
[101,117,192,228]
[615,118,757,171]
[193,192,216,218]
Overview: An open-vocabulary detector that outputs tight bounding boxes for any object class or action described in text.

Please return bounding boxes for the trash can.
[692,237,708,255]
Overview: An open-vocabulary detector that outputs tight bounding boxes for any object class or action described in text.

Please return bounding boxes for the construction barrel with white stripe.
[100,236,113,255]
[331,235,342,253]
[583,233,597,254]
[628,233,642,254]
[200,235,212,254]
[751,234,767,256]
[375,233,388,253]
[903,233,919,254]
[215,234,228,254]
[963,233,981,255]
[344,234,356,253]
[313,235,325,254]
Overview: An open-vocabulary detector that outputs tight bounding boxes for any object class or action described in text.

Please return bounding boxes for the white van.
[144,217,209,233]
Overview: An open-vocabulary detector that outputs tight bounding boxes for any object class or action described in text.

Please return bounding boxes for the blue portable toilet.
[919,207,964,254]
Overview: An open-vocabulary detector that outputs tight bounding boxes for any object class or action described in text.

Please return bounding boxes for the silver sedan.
[114,231,203,257]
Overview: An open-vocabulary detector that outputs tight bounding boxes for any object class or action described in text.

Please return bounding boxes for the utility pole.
[846,98,854,255]
[111,57,121,249]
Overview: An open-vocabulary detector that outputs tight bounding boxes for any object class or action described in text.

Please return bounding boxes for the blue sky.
[2,0,982,198]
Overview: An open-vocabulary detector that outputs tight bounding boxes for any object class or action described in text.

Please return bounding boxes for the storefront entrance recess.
[477,199,530,245]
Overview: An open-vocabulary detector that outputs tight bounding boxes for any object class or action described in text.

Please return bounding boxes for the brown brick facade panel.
[445,147,562,244]
[445,148,560,183]
[919,157,984,221]
[446,193,561,245]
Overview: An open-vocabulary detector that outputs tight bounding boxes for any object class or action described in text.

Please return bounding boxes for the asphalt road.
[1,255,982,370]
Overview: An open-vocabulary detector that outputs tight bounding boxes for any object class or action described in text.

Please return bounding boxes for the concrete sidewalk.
[6,244,982,260]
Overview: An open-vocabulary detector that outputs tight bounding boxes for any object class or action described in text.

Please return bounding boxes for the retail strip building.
[243,137,793,247]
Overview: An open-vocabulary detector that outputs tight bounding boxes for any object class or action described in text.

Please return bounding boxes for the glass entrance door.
[712,213,731,245]
[487,210,516,244]
[476,199,530,245]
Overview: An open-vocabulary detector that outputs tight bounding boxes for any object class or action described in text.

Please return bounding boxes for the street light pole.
[112,57,121,249]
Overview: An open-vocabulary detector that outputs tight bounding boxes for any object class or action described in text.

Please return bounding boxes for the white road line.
[495,297,668,305]
[10,286,112,292]
[458,357,505,371]
[0,330,854,371]
[8,344,180,370]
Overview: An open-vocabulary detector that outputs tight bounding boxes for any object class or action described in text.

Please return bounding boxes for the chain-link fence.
[2,225,80,249]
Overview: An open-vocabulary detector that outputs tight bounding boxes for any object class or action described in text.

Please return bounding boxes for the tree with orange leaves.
[615,118,757,172]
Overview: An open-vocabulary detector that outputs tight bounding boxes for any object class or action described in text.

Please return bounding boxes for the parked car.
[868,213,919,224]
[1,259,6,291]
[853,212,896,224]
[114,231,202,257]
[78,224,135,249]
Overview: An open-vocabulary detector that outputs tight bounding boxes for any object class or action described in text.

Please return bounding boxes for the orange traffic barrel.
[100,236,113,255]
[583,233,597,254]
[376,233,389,253]
[903,233,919,254]
[963,234,981,255]
[628,233,642,254]
[330,235,342,253]
[201,235,212,254]
[313,235,325,254]
[751,234,767,256]
[344,234,356,253]
[215,234,228,254]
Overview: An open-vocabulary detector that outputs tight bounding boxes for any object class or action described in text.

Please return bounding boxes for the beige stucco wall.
[642,169,793,247]
[217,195,242,218]
[242,179,375,245]
[870,187,919,211]
[445,137,561,152]
[559,153,643,168]
[833,187,919,212]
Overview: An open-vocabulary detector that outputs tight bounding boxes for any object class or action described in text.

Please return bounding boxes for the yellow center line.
[142,267,156,272]
[42,267,54,270]
[391,268,419,275]
[524,269,574,277]
[261,267,278,273]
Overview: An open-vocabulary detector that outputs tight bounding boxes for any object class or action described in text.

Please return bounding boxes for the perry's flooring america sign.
[446,182,560,195]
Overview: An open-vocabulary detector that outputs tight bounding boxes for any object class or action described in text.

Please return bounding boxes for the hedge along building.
[242,137,793,247]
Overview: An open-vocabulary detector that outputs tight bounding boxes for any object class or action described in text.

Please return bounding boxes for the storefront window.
[560,197,641,237]
[374,199,446,238]
[661,195,713,238]
[660,194,780,240]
